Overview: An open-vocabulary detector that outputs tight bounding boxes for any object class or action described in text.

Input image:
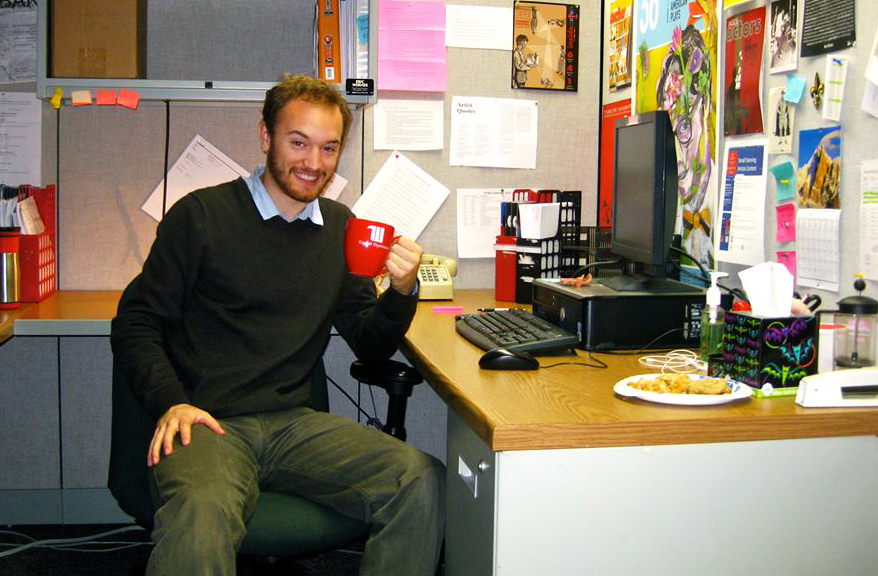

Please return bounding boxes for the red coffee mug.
[344,218,398,277]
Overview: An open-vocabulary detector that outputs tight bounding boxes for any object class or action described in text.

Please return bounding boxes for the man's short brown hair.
[262,74,353,148]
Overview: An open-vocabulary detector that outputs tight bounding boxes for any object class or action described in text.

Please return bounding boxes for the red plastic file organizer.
[19,185,56,303]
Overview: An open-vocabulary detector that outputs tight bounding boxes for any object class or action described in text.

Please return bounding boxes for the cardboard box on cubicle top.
[51,0,146,78]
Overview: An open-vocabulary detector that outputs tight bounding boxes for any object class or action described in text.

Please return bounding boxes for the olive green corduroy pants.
[145,406,445,576]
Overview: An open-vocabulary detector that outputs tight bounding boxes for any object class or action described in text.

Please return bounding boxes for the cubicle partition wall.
[48,0,599,460]
[600,0,878,303]
[40,0,601,292]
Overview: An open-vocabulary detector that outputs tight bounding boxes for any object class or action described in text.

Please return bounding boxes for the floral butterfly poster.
[633,0,719,270]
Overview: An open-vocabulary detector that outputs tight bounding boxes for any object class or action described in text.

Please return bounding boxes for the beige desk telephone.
[418,254,457,300]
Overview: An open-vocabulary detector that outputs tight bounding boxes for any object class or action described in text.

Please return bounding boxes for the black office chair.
[107,305,423,564]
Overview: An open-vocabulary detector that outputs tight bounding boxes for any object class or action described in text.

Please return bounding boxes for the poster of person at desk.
[511,1,579,91]
[635,0,719,271]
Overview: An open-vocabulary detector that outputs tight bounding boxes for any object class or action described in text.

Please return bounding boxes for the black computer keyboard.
[455,309,579,354]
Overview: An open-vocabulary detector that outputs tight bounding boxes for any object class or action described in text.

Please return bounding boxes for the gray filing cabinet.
[445,409,496,575]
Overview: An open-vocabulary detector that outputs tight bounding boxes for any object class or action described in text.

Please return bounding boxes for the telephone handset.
[418,254,457,300]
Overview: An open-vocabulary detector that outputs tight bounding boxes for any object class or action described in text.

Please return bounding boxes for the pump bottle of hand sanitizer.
[700,271,729,362]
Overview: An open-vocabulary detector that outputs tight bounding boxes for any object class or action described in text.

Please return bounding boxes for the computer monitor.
[600,110,696,293]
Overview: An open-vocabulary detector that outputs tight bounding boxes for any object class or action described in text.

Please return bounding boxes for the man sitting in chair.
[111,74,444,576]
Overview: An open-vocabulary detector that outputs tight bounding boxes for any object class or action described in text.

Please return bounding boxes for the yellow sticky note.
[50,87,63,109]
[71,90,92,106]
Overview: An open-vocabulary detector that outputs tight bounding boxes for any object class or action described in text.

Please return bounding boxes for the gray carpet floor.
[0,524,368,575]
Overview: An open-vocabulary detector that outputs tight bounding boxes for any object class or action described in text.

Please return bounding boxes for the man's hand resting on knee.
[149,404,225,467]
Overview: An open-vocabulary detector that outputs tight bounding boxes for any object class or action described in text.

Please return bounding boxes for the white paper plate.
[614,374,753,406]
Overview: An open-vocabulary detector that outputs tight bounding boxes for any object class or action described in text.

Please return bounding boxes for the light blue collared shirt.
[243,166,323,225]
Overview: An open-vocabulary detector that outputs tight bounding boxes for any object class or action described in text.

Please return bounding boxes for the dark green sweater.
[110,178,417,419]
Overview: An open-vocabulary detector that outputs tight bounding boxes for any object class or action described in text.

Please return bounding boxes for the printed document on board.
[373,99,444,151]
[0,3,37,83]
[377,0,447,91]
[797,208,841,291]
[715,138,768,266]
[142,135,250,221]
[457,189,513,258]
[142,135,349,220]
[445,5,513,50]
[450,96,538,169]
[860,159,878,281]
[352,151,449,240]
[0,92,40,186]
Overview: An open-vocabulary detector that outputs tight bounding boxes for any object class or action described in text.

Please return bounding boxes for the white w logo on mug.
[367,224,386,245]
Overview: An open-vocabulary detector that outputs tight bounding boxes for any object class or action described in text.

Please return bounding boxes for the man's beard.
[265,146,331,203]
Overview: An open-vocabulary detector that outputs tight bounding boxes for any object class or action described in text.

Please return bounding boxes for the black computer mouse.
[479,348,540,370]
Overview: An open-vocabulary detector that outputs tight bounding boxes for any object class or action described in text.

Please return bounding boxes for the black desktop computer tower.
[531,278,705,350]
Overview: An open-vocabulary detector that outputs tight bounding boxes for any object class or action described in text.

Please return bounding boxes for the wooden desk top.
[402,289,878,451]
[6,290,878,452]
[0,291,120,343]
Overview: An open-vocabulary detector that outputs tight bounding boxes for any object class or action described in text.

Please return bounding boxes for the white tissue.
[739,262,794,317]
[517,202,560,240]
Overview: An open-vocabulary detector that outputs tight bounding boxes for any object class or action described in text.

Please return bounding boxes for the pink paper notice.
[378,0,447,91]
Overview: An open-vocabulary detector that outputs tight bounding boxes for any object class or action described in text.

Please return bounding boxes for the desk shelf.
[35,0,377,107]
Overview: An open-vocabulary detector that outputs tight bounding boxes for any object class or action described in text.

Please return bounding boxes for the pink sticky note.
[117,88,141,110]
[775,202,796,242]
[776,250,797,279]
[96,89,117,105]
[432,305,462,314]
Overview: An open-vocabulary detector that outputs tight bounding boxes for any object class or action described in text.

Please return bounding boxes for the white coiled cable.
[637,349,707,374]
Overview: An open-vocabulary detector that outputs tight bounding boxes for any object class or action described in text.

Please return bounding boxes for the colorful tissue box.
[714,311,818,396]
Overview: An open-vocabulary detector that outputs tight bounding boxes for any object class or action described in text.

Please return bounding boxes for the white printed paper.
[16,195,44,234]
[0,4,37,83]
[0,92,41,186]
[866,21,878,87]
[449,96,538,169]
[860,160,878,281]
[373,99,444,151]
[862,79,878,119]
[456,189,512,258]
[352,151,450,240]
[796,208,841,291]
[141,135,250,221]
[822,55,848,122]
[321,173,348,201]
[445,5,513,50]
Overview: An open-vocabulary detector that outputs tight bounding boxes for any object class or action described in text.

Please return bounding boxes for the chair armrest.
[349,359,422,396]
[349,359,422,441]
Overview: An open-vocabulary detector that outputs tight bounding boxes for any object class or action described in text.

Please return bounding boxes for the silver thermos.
[0,227,21,309]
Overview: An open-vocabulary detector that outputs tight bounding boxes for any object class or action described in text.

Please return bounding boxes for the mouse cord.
[541,350,609,369]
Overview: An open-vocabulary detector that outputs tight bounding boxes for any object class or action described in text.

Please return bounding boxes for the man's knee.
[148,426,258,525]
[395,446,445,507]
